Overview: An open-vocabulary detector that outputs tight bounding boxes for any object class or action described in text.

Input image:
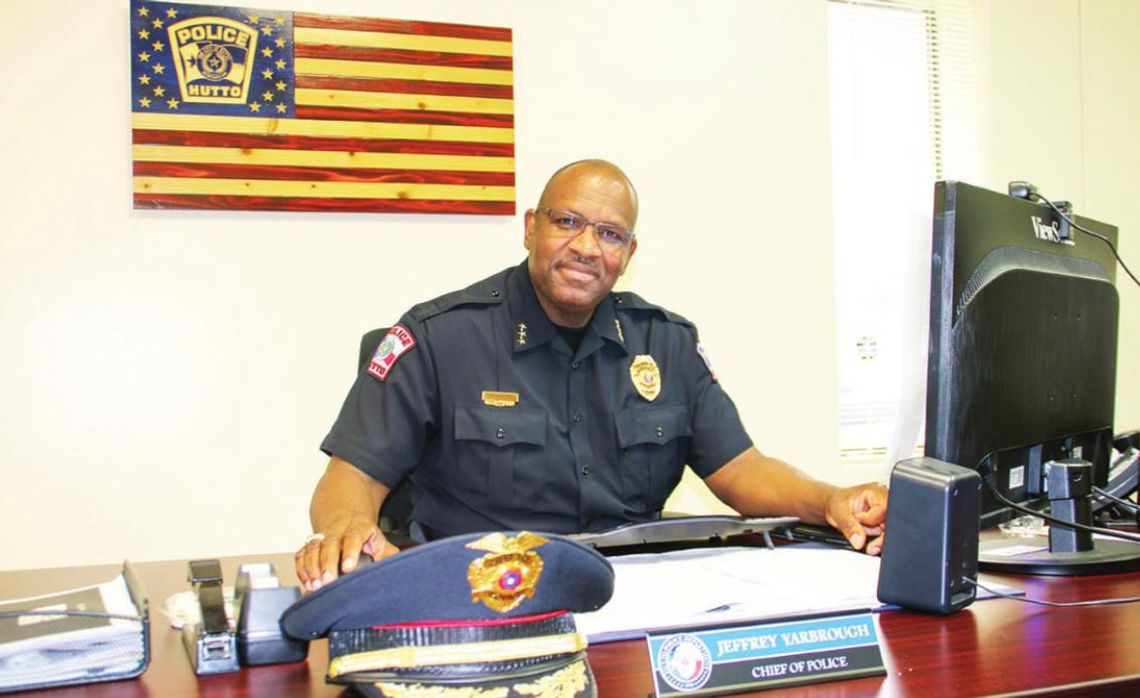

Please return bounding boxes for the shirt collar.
[507,261,557,352]
[586,294,628,356]
[507,261,629,357]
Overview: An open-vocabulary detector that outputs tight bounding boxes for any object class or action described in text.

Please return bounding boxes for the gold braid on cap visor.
[327,632,588,678]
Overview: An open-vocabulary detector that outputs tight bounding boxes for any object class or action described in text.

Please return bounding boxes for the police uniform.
[321,261,753,537]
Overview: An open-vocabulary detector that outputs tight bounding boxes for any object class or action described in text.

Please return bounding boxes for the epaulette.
[408,273,507,322]
[611,291,696,330]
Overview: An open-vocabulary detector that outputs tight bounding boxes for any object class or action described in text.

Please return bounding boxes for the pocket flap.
[455,406,548,448]
[615,404,692,448]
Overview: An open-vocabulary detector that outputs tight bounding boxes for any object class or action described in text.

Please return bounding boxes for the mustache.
[559,255,598,271]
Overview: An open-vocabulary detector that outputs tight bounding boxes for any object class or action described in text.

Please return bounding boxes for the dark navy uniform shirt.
[321,261,753,536]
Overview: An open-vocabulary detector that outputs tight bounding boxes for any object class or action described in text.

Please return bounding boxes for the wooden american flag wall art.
[129,0,515,214]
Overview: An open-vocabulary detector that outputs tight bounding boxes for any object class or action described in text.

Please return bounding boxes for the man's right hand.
[296,457,393,591]
[294,517,396,591]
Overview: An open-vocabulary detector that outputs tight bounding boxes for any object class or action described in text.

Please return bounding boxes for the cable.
[1030,191,1140,289]
[981,474,1140,544]
[964,577,1140,607]
[1093,486,1140,513]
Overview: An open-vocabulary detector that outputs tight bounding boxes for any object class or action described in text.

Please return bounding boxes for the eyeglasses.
[538,208,636,248]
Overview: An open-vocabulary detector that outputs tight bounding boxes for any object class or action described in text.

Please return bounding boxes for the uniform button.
[615,296,624,304]
[581,465,591,476]
[571,361,580,369]
[655,426,664,438]
[573,413,583,423]
[496,427,506,439]
[491,289,501,297]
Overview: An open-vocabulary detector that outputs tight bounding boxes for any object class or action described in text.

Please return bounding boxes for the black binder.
[0,561,150,692]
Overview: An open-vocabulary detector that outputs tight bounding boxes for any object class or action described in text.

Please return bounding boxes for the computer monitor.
[924,180,1140,574]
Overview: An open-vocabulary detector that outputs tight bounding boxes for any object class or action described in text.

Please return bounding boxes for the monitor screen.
[924,181,1119,531]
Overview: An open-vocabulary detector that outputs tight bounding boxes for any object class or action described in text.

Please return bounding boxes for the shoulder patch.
[696,342,718,382]
[366,324,417,381]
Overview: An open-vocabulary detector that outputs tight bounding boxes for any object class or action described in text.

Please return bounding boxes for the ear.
[523,208,537,251]
[618,238,638,275]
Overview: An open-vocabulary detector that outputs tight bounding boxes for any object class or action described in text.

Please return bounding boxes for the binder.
[0,561,150,692]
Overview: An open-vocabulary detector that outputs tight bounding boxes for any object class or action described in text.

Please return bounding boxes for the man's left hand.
[825,482,888,555]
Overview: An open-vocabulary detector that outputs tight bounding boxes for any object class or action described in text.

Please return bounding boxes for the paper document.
[0,571,146,690]
[576,544,1019,643]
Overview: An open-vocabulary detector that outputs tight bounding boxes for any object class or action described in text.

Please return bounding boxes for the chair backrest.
[358,328,415,546]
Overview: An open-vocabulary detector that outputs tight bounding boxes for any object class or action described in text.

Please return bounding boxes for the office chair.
[358,328,415,547]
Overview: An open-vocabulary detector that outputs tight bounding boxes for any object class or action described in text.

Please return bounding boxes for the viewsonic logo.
[1031,216,1063,243]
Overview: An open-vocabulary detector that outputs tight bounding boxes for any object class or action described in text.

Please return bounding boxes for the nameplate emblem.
[647,612,885,696]
[481,391,520,408]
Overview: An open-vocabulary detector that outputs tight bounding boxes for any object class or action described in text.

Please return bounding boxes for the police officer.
[296,160,887,591]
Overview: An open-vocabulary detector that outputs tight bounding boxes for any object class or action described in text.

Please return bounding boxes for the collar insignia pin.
[614,318,625,344]
[517,322,528,346]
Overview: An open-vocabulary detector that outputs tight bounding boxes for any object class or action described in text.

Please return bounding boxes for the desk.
[4,553,1140,697]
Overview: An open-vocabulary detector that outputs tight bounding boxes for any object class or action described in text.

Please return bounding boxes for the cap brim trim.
[328,632,588,678]
[370,656,592,697]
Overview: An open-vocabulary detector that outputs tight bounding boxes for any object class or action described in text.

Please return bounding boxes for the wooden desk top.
[4,552,1140,697]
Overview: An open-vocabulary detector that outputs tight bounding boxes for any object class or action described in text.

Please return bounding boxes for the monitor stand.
[979,530,1140,576]
[979,460,1140,575]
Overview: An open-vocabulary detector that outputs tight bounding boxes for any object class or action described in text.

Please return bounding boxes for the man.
[296,160,887,591]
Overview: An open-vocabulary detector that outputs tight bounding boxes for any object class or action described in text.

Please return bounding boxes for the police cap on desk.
[280,531,615,698]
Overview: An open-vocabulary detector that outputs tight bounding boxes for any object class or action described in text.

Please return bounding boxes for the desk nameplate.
[647,612,885,696]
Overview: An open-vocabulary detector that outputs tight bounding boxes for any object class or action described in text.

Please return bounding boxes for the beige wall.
[0,0,836,570]
[1,0,1136,571]
[976,0,1140,434]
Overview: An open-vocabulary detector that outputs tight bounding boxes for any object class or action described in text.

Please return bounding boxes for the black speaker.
[876,457,982,614]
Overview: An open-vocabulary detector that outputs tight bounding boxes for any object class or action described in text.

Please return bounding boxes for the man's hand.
[704,448,889,555]
[294,517,397,592]
[824,482,888,555]
[296,457,393,591]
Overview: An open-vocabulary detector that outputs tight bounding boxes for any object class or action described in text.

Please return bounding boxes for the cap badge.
[466,532,549,613]
[629,355,661,402]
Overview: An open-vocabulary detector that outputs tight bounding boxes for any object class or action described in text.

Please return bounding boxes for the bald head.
[537,159,639,230]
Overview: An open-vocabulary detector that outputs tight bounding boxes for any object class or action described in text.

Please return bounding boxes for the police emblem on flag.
[131,1,294,117]
[168,16,259,104]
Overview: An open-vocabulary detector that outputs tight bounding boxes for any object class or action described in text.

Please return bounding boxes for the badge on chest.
[630,354,661,402]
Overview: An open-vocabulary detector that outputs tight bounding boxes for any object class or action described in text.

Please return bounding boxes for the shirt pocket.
[454,406,548,509]
[614,403,692,514]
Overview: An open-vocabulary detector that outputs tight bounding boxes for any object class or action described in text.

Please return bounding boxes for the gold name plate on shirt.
[482,391,520,407]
